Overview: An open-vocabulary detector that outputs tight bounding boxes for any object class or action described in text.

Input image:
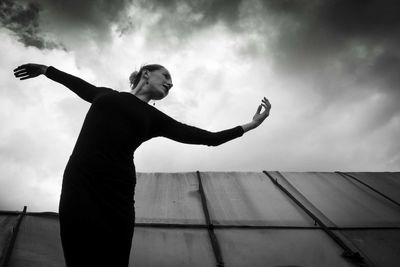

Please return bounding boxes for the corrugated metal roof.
[0,171,399,267]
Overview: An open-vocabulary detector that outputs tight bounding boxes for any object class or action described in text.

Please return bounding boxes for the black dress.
[45,66,244,267]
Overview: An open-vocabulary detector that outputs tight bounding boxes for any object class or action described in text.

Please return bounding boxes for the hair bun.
[129,71,139,87]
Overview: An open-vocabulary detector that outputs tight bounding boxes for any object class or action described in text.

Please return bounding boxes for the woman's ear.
[142,70,149,79]
[142,70,150,85]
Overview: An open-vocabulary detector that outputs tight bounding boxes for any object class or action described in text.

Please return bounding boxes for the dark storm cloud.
[258,0,400,131]
[0,0,57,49]
[0,0,133,49]
[119,0,245,46]
[40,0,132,29]
[263,0,400,73]
[138,0,242,26]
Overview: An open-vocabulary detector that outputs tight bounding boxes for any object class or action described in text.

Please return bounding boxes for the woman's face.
[146,68,173,100]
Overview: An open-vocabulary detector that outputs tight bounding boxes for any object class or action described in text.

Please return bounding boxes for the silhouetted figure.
[13,63,271,266]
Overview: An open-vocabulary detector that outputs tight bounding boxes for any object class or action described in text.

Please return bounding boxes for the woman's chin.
[154,92,167,100]
[160,89,169,98]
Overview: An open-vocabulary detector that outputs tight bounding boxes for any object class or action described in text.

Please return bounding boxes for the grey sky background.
[1,0,399,212]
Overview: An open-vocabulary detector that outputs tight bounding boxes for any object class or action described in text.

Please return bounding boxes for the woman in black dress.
[13,63,271,266]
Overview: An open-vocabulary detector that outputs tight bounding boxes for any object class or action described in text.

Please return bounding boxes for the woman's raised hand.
[13,63,48,80]
[252,97,271,127]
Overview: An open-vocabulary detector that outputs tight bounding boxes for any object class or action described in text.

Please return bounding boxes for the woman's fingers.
[13,66,24,72]
[14,71,31,80]
[262,98,270,105]
[14,68,27,74]
[261,97,271,117]
[13,64,30,72]
[15,73,30,80]
[14,64,34,73]
[13,67,33,80]
[257,97,271,112]
[256,105,262,114]
[14,66,29,77]
[14,71,28,77]
[14,73,27,78]
[261,97,271,109]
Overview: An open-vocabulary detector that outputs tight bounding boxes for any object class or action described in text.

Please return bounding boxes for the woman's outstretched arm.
[154,97,271,146]
[13,63,114,103]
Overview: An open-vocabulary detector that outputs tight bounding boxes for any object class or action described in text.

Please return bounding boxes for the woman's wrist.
[241,121,258,133]
[41,65,49,75]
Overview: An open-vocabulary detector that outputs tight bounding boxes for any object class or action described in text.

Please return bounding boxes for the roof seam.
[263,171,370,267]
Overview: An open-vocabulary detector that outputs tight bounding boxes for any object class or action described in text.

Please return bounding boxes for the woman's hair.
[129,64,165,88]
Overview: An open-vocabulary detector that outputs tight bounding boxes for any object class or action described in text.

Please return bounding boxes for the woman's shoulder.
[98,87,119,94]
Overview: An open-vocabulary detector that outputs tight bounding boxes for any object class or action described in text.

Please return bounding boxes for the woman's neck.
[130,81,151,103]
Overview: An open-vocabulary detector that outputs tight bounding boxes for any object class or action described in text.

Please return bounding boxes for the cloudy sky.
[1,0,399,212]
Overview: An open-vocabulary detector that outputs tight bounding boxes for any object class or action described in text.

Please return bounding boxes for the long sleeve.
[45,66,115,103]
[154,111,244,146]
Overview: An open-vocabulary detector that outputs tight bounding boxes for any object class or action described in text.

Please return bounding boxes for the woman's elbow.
[206,139,224,147]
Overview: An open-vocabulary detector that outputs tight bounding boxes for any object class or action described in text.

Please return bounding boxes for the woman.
[13,63,271,266]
